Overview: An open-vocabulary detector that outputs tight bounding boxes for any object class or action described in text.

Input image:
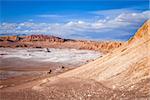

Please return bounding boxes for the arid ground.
[0,20,150,100]
[0,48,101,91]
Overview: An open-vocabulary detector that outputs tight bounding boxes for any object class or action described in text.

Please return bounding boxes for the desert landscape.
[0,0,149,100]
[0,33,121,90]
[0,20,149,100]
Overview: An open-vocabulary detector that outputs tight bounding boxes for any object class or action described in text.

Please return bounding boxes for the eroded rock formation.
[0,34,123,53]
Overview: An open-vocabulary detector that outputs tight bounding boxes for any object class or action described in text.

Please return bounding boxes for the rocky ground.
[1,77,149,100]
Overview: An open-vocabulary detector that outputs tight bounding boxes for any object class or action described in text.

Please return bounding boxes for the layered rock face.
[0,35,66,42]
[21,35,66,42]
[0,36,21,42]
[0,34,123,53]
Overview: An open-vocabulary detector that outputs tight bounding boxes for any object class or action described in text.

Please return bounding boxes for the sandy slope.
[58,20,150,89]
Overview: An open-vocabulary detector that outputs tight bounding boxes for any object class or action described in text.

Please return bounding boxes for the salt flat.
[0,48,101,65]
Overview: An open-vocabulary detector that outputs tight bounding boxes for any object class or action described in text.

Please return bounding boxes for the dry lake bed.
[0,48,102,89]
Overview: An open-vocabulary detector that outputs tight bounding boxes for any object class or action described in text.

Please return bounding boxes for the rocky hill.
[0,34,123,53]
[0,35,67,42]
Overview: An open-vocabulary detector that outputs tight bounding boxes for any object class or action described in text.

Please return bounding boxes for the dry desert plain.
[0,20,150,100]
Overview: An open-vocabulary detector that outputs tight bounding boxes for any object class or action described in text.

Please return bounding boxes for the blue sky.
[0,0,149,41]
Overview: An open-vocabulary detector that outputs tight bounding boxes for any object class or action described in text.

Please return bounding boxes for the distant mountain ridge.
[0,34,69,42]
[0,34,123,53]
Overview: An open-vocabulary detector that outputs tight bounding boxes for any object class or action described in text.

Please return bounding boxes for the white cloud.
[0,10,149,40]
[91,8,137,18]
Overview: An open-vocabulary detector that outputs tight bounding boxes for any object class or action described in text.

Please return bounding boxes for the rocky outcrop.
[0,36,21,42]
[0,35,123,53]
[128,20,150,44]
[21,34,66,42]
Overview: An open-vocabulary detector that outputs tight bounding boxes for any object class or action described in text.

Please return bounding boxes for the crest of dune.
[59,20,150,90]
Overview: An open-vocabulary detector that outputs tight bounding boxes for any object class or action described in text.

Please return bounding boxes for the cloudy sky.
[0,0,149,41]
